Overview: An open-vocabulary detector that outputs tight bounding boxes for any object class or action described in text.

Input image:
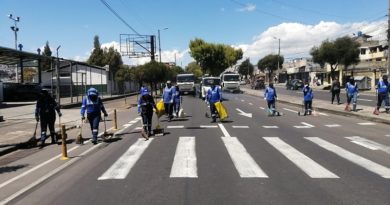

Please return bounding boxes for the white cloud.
[236,20,387,64]
[101,41,120,51]
[238,3,256,12]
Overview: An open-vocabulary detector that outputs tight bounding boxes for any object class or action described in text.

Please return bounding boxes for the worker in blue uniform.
[35,89,62,148]
[206,84,222,123]
[345,77,359,112]
[138,87,156,140]
[264,82,278,116]
[302,82,314,115]
[162,81,175,122]
[374,75,389,115]
[80,88,108,144]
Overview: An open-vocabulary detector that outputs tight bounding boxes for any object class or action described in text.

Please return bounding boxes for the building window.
[360,48,366,55]
[369,47,377,53]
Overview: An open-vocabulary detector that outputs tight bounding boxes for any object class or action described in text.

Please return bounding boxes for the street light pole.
[8,14,20,83]
[56,45,61,105]
[158,28,168,63]
[8,14,20,50]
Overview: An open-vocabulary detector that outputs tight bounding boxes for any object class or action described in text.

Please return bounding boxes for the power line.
[99,0,141,36]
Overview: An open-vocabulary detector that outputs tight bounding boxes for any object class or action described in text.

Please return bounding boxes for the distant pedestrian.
[206,84,222,123]
[330,77,341,104]
[138,87,156,140]
[302,82,314,115]
[173,85,182,117]
[35,90,62,148]
[264,82,278,115]
[374,75,389,115]
[345,77,359,112]
[162,81,175,121]
[80,88,108,145]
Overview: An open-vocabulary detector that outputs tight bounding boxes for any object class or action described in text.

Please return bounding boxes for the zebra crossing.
[97,134,390,180]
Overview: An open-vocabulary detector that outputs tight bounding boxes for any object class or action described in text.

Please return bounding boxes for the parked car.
[251,79,265,90]
[286,79,304,90]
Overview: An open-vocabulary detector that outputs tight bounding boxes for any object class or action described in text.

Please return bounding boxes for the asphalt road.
[274,84,377,107]
[1,92,390,205]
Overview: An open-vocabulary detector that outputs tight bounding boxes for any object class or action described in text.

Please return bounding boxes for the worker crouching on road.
[35,90,62,148]
[206,84,222,123]
[264,82,277,115]
[173,85,182,118]
[80,88,108,145]
[345,77,359,112]
[138,87,157,140]
[303,82,314,115]
[162,81,175,122]
[374,75,390,115]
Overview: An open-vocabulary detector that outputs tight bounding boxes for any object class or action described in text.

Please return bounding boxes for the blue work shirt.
[303,86,313,101]
[377,80,389,94]
[163,86,175,103]
[264,87,277,101]
[207,86,222,104]
[346,82,358,95]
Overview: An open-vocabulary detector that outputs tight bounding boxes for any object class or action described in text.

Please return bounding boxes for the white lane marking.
[264,137,338,178]
[221,137,268,178]
[98,138,153,180]
[263,126,279,129]
[249,103,253,105]
[294,122,314,129]
[0,142,101,205]
[386,135,390,137]
[359,98,373,102]
[167,125,185,129]
[134,127,142,130]
[232,125,249,128]
[283,108,298,113]
[324,124,340,128]
[136,117,142,120]
[241,99,245,102]
[306,137,390,178]
[218,123,231,137]
[200,125,218,128]
[123,123,133,128]
[129,120,138,124]
[236,108,252,118]
[170,137,197,178]
[318,112,329,116]
[346,136,390,154]
[358,122,376,125]
[259,107,265,110]
[0,146,79,189]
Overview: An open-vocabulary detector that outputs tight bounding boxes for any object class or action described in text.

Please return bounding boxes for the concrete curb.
[241,88,390,125]
[0,93,139,156]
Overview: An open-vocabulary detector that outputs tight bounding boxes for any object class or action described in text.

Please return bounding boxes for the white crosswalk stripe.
[345,136,390,154]
[170,137,197,178]
[221,137,268,178]
[306,137,390,178]
[264,137,338,178]
[98,138,153,180]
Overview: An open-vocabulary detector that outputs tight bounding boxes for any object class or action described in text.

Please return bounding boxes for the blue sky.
[0,0,388,66]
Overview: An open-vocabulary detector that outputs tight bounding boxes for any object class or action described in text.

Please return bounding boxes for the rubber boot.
[352,104,357,112]
[50,133,58,144]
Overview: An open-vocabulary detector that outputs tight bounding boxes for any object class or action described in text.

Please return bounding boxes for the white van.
[176,73,195,95]
[220,72,240,92]
[199,76,220,100]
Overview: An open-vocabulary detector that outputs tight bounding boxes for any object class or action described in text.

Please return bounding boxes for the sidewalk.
[241,87,390,125]
[0,93,139,156]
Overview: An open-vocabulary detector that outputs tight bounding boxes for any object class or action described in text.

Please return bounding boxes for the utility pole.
[158,28,168,63]
[56,46,61,105]
[388,0,390,74]
[8,14,20,83]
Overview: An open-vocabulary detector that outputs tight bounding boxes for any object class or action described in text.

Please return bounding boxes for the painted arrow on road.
[236,108,252,118]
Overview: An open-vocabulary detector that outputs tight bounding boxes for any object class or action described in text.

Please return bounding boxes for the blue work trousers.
[87,113,101,142]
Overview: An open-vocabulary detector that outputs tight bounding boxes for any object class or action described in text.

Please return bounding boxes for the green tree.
[238,58,254,78]
[87,35,105,66]
[129,65,145,88]
[310,36,360,80]
[41,41,52,71]
[257,54,284,80]
[169,65,184,81]
[189,38,243,76]
[115,65,131,93]
[185,62,203,78]
[142,61,168,94]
